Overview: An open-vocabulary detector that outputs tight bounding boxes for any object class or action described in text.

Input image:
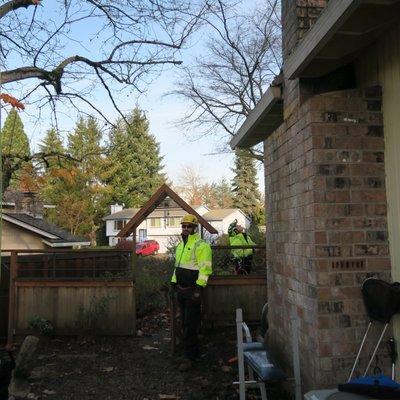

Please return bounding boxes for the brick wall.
[264,87,391,390]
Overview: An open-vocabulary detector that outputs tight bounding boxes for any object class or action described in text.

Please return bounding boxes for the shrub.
[212,234,236,275]
[28,315,54,336]
[74,292,117,335]
[135,255,174,316]
[115,239,134,250]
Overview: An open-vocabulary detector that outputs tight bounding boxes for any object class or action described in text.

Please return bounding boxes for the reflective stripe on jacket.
[171,233,212,287]
[229,233,255,259]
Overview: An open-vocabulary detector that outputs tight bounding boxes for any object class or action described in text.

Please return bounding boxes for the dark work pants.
[177,288,201,361]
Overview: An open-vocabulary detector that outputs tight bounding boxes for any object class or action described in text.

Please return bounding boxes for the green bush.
[212,234,236,275]
[247,222,265,245]
[74,292,117,335]
[28,315,54,336]
[135,255,174,317]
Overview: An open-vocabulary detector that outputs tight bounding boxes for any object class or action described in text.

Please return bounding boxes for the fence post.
[131,228,137,335]
[7,251,18,346]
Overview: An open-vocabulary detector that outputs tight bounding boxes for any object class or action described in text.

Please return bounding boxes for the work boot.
[178,358,194,372]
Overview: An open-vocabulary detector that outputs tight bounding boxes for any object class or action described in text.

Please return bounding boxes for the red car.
[135,240,160,256]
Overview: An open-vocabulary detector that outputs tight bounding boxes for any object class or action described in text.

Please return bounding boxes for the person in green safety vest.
[228,219,255,275]
[170,214,212,371]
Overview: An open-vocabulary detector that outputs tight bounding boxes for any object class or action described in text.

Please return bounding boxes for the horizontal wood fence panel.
[14,280,135,336]
[203,275,267,325]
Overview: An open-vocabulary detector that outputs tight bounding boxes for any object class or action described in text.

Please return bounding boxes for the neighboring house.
[103,199,210,252]
[1,191,90,252]
[104,201,250,251]
[1,212,90,251]
[202,209,251,237]
[230,0,400,391]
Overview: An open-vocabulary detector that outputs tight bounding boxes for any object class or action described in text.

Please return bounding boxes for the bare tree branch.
[0,0,208,122]
[170,0,282,159]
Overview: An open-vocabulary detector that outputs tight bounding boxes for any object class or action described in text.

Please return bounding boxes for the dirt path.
[26,313,240,400]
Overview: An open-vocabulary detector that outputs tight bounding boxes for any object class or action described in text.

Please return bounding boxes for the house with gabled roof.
[202,208,251,236]
[1,190,90,251]
[104,196,250,251]
[2,212,90,250]
[230,0,400,391]
[103,201,209,252]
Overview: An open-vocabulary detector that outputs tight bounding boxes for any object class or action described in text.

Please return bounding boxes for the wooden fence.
[3,249,135,344]
[3,245,268,345]
[203,275,268,325]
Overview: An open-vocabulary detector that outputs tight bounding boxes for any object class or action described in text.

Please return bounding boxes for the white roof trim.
[3,214,59,239]
[230,85,283,149]
[42,239,91,247]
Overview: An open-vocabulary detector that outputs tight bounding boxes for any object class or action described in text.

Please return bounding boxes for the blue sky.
[1,1,265,189]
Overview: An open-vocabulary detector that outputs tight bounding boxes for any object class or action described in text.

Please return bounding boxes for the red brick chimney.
[282,0,329,59]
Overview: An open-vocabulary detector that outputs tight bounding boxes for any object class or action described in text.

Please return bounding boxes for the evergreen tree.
[211,179,234,208]
[231,149,261,221]
[40,117,109,244]
[38,128,65,170]
[1,108,31,191]
[106,108,165,207]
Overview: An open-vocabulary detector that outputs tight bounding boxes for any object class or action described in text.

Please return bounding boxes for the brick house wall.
[265,87,391,389]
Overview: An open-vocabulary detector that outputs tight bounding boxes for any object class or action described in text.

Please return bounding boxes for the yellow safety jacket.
[171,233,212,287]
[229,233,255,259]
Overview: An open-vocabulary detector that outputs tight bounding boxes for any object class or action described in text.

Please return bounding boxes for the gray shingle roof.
[102,208,140,220]
[202,209,242,221]
[3,213,88,243]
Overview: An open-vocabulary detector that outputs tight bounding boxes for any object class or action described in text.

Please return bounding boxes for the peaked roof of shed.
[117,184,218,237]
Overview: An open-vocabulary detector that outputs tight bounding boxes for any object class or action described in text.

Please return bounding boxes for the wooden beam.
[7,251,18,346]
[131,228,137,335]
[15,280,134,287]
[118,184,218,237]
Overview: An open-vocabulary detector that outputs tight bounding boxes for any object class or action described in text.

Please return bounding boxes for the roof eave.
[230,85,283,150]
[284,0,400,79]
[42,239,91,247]
[2,214,59,239]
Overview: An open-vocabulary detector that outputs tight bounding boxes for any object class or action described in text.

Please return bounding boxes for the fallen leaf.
[101,366,114,372]
[221,365,231,372]
[228,356,238,363]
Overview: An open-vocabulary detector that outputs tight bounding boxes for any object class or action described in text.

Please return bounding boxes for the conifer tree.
[1,108,31,191]
[40,117,109,243]
[231,149,261,221]
[106,108,165,207]
[38,128,65,170]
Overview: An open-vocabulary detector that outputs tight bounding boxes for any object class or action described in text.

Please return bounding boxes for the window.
[114,220,126,230]
[168,217,180,227]
[149,218,161,228]
[139,229,147,242]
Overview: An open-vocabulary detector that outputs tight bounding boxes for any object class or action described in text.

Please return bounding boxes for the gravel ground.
[24,313,290,400]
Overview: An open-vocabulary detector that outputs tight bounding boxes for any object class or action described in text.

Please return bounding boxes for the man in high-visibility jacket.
[171,214,212,371]
[228,219,255,275]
